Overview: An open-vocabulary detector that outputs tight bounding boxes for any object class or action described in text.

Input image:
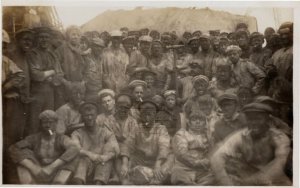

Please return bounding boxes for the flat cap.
[98,89,115,99]
[110,30,123,37]
[199,34,210,40]
[39,110,58,121]
[79,101,99,113]
[122,36,136,43]
[163,90,176,98]
[242,102,273,113]
[139,35,153,42]
[15,28,35,38]
[187,36,200,44]
[226,45,241,54]
[192,75,209,85]
[217,92,238,105]
[138,99,158,111]
[132,67,150,75]
[91,38,105,47]
[128,80,147,89]
[254,96,283,105]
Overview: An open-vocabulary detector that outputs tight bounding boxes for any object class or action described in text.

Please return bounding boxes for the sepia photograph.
[1,1,297,186]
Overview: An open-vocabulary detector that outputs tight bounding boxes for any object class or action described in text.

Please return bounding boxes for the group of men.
[2,20,293,185]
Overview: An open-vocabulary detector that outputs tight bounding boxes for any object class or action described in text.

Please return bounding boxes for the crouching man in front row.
[9,110,79,184]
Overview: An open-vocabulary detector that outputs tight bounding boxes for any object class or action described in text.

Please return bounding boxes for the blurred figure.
[263,27,275,50]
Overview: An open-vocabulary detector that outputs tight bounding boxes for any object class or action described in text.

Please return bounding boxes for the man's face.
[246,112,269,138]
[70,90,84,107]
[111,37,121,48]
[165,95,176,109]
[41,119,56,134]
[280,33,292,47]
[123,42,134,54]
[219,40,229,54]
[19,34,34,52]
[133,86,144,102]
[140,41,151,54]
[151,43,163,56]
[68,30,81,46]
[188,116,206,132]
[238,90,253,107]
[216,66,231,81]
[144,74,155,87]
[194,81,208,96]
[200,39,210,51]
[38,33,51,49]
[237,35,249,48]
[228,51,240,64]
[189,40,200,54]
[82,108,97,128]
[102,95,115,112]
[140,103,156,127]
[220,100,237,119]
[251,37,263,50]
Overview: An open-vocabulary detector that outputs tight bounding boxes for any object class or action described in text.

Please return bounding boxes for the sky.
[55,5,293,33]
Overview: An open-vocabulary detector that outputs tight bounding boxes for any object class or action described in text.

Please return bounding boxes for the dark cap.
[242,102,273,113]
[15,28,35,39]
[217,92,238,105]
[79,101,99,114]
[138,99,158,111]
[250,32,264,42]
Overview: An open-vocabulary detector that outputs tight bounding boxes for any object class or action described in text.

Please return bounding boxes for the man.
[212,92,246,144]
[56,83,85,135]
[55,25,86,108]
[249,32,272,71]
[127,35,152,75]
[101,30,129,93]
[71,102,119,184]
[128,100,171,185]
[9,110,79,184]
[171,110,215,185]
[211,103,291,185]
[149,30,160,40]
[196,34,219,79]
[27,27,64,135]
[268,22,293,82]
[122,36,136,56]
[96,89,116,125]
[3,29,26,184]
[103,94,139,184]
[226,45,266,95]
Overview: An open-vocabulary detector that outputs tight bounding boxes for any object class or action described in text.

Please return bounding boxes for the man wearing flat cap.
[211,102,291,186]
[268,22,293,82]
[101,30,129,93]
[212,91,246,144]
[226,45,266,95]
[249,32,272,71]
[96,89,116,126]
[127,35,153,76]
[235,29,251,59]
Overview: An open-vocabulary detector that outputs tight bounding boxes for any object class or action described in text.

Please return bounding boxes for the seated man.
[211,103,291,186]
[71,102,119,185]
[56,82,85,135]
[171,110,215,185]
[9,110,79,184]
[128,100,172,185]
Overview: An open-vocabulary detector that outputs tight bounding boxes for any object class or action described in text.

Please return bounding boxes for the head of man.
[199,35,211,52]
[39,110,58,136]
[143,70,156,88]
[129,80,147,102]
[152,95,164,110]
[115,94,132,120]
[151,41,163,57]
[66,25,81,47]
[139,36,153,55]
[36,27,52,50]
[238,86,254,107]
[278,22,293,47]
[164,90,176,109]
[100,31,111,46]
[67,82,85,108]
[183,31,192,40]
[139,101,157,128]
[110,30,123,49]
[161,34,172,48]
[192,30,202,38]
[250,32,264,51]
[226,45,241,64]
[192,75,209,96]
[91,38,105,55]
[122,36,135,55]
[215,59,232,82]
[149,30,160,40]
[98,89,115,113]
[188,37,200,54]
[197,94,214,116]
[187,111,207,134]
[236,29,250,49]
[16,29,35,52]
[80,103,98,129]
[254,96,281,117]
[189,61,205,77]
[242,103,272,138]
[264,27,275,44]
[218,93,238,119]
